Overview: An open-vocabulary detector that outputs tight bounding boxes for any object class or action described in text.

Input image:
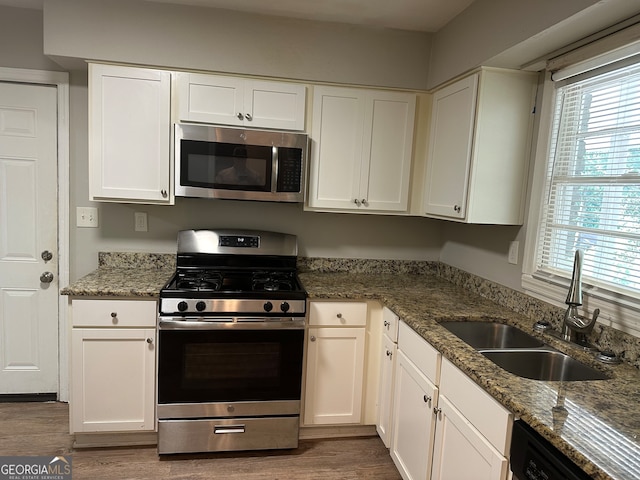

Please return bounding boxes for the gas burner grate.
[251,271,295,292]
[176,271,223,291]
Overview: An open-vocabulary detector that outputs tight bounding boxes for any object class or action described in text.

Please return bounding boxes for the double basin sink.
[440,320,609,381]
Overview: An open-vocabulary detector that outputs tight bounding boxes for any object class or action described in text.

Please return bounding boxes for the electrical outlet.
[508,241,519,265]
[77,207,98,228]
[134,212,148,232]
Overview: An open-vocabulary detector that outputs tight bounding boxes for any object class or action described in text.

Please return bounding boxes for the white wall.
[0,6,62,71]
[427,0,640,88]
[43,0,431,90]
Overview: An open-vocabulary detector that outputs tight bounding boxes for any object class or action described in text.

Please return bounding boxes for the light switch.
[77,207,98,228]
[135,212,148,232]
[508,241,519,265]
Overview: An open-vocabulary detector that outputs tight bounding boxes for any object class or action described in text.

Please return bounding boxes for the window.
[539,62,640,295]
[525,49,640,334]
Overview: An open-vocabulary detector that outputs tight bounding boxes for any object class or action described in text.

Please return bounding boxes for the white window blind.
[537,61,640,297]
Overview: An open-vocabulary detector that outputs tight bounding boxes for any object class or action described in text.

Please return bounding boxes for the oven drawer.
[158,416,300,454]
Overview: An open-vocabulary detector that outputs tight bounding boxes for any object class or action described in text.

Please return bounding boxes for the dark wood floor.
[0,402,402,479]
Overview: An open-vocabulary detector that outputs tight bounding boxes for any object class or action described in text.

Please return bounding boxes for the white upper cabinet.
[423,68,537,224]
[89,63,172,204]
[308,86,416,213]
[177,73,306,131]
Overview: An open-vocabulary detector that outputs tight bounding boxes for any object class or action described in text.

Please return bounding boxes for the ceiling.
[2,0,477,32]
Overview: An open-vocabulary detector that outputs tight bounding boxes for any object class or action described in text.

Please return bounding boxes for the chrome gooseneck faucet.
[563,249,599,343]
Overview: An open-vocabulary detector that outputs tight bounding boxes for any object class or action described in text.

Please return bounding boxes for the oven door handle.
[158,318,305,330]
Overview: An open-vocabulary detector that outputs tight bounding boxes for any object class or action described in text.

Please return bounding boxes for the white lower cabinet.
[376,307,400,447]
[303,301,367,425]
[390,321,512,480]
[70,299,157,434]
[431,396,508,480]
[391,349,438,480]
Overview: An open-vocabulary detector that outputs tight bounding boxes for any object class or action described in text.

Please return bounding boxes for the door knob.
[40,272,54,283]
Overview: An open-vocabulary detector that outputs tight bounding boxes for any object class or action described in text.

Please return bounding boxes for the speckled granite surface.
[299,267,640,480]
[62,254,640,480]
[60,252,175,297]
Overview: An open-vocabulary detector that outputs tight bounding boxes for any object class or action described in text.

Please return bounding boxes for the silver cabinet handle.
[245,113,253,121]
[40,272,54,283]
[424,395,431,404]
[146,338,153,344]
[161,189,168,198]
[336,313,343,319]
[384,320,390,328]
[41,250,53,262]
[361,199,367,206]
[354,199,361,206]
[237,112,244,120]
[310,335,316,342]
[453,205,461,213]
[433,406,441,415]
[111,312,117,318]
[386,350,392,358]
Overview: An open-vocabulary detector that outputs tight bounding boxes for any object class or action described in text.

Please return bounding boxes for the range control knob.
[280,301,290,313]
[177,301,188,312]
[195,301,207,312]
[263,301,273,312]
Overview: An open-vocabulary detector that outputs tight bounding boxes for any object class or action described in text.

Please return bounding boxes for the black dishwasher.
[510,420,592,480]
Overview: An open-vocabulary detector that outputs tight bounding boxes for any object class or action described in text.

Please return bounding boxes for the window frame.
[523,70,640,337]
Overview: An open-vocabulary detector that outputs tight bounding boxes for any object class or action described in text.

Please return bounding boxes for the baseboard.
[73,431,158,449]
[0,393,57,402]
[299,424,377,440]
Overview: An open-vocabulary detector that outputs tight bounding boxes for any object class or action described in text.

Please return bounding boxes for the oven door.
[157,319,304,418]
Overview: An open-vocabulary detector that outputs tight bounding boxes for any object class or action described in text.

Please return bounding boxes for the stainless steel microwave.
[174,123,308,202]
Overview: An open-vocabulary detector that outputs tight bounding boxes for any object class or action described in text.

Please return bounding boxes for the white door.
[0,82,59,395]
[308,86,366,210]
[391,350,438,480]
[304,326,366,425]
[424,73,478,219]
[431,396,509,480]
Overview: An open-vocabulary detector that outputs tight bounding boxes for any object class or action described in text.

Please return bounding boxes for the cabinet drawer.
[309,301,367,326]
[72,299,157,327]
[398,321,440,384]
[440,358,512,455]
[382,307,399,341]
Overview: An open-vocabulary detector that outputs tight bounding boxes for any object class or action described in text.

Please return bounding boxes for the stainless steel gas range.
[157,229,307,455]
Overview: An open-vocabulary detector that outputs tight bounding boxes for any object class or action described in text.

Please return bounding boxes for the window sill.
[522,273,640,338]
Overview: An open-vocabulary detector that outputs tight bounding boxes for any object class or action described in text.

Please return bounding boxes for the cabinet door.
[361,91,415,212]
[71,328,156,433]
[391,350,438,480]
[245,80,306,130]
[423,73,478,219]
[304,326,366,425]
[89,63,171,203]
[431,395,509,480]
[308,86,366,210]
[177,73,244,126]
[376,334,396,447]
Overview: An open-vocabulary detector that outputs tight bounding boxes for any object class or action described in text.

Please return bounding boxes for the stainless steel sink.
[480,349,609,381]
[439,320,608,381]
[440,321,544,349]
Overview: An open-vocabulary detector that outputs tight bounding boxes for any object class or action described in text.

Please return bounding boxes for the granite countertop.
[60,252,175,297]
[299,271,640,480]
[61,254,640,480]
